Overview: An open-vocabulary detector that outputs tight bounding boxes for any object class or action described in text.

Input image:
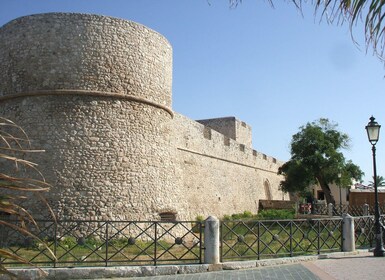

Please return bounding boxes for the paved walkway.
[97,251,385,280]
[125,264,319,279]
[303,251,385,280]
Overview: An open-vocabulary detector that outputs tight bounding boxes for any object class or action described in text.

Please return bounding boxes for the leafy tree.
[0,118,55,277]
[278,118,363,205]
[229,0,385,60]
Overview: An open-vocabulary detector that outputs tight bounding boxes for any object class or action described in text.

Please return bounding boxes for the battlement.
[197,117,252,148]
[175,113,282,169]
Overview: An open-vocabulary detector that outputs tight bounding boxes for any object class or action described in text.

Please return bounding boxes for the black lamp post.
[365,116,385,257]
[338,173,342,208]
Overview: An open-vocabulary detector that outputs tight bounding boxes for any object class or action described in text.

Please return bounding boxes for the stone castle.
[0,13,288,221]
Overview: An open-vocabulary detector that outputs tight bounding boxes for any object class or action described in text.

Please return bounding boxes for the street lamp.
[338,173,342,209]
[365,116,385,257]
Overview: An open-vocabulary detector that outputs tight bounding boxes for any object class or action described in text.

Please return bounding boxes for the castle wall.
[174,114,288,219]
[197,117,252,147]
[0,13,287,222]
[0,13,186,221]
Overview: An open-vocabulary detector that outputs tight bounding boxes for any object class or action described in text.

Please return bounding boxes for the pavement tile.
[124,264,320,280]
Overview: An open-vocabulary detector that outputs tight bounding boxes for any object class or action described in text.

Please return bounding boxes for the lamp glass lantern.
[366,116,381,145]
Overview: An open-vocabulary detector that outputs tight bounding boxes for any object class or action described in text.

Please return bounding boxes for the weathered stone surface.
[222,260,257,270]
[154,266,179,275]
[178,265,210,274]
[141,266,156,276]
[173,113,287,218]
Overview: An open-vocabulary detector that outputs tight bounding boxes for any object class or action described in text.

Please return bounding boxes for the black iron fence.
[354,215,385,249]
[312,203,385,216]
[0,220,203,267]
[2,215,385,268]
[221,218,343,261]
[354,216,374,248]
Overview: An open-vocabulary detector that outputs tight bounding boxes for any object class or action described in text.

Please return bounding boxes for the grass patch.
[222,209,295,222]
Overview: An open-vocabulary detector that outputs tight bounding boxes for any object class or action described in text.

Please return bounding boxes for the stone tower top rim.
[0,12,171,45]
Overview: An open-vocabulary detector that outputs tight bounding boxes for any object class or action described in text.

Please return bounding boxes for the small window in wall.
[159,212,177,222]
[239,144,245,152]
[264,179,273,201]
[252,150,257,156]
[203,127,212,140]
[272,158,277,163]
[224,136,230,146]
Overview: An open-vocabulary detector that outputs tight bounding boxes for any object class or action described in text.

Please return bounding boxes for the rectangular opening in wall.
[272,158,277,163]
[252,150,257,156]
[159,212,177,222]
[224,136,230,146]
[263,154,267,160]
[239,144,245,152]
[203,127,212,140]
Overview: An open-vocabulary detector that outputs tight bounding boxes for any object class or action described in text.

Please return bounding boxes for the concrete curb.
[1,250,369,280]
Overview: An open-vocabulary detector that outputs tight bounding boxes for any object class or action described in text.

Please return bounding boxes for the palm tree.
[0,118,55,277]
[229,1,385,60]
[368,175,385,188]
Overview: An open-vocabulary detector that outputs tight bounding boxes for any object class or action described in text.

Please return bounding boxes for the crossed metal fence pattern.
[2,216,385,267]
[354,215,385,249]
[312,204,385,216]
[221,218,342,261]
[0,220,203,267]
[354,216,374,248]
[312,204,328,215]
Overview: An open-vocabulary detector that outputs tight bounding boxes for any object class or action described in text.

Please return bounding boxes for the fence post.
[204,216,220,264]
[328,203,334,217]
[363,204,369,216]
[342,214,355,252]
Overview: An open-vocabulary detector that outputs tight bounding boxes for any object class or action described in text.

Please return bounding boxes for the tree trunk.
[316,175,336,205]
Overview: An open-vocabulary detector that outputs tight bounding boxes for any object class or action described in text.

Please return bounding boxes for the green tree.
[229,1,385,60]
[278,118,363,205]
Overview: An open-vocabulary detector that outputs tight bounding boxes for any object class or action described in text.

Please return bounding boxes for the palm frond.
[229,0,385,59]
[0,117,55,276]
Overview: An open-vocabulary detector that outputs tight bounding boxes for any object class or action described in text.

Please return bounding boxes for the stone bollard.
[204,216,220,264]
[342,213,355,252]
[328,203,334,217]
[363,204,369,216]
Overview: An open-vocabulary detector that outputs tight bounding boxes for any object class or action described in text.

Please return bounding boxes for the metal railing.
[312,203,385,217]
[2,215,385,268]
[354,215,385,249]
[221,218,342,261]
[0,219,203,267]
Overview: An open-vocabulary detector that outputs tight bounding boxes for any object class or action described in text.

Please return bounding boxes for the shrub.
[256,209,295,220]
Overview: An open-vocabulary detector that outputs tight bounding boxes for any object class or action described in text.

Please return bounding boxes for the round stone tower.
[0,13,184,221]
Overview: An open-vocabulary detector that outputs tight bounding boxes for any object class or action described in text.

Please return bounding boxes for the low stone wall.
[1,251,367,280]
[258,200,296,211]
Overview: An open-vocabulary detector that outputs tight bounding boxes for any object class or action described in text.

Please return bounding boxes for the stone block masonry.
[0,13,288,222]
